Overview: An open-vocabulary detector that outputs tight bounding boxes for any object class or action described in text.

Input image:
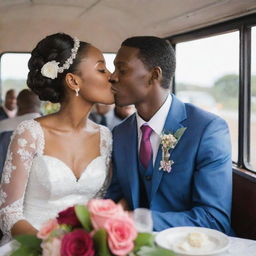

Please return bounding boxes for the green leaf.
[48,226,70,239]
[75,204,92,231]
[59,224,73,232]
[14,234,41,250]
[136,246,176,256]
[134,233,154,252]
[93,229,112,256]
[174,127,187,140]
[10,246,40,256]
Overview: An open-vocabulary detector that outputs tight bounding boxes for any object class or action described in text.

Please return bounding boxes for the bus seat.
[231,169,256,240]
[0,131,13,179]
[0,131,12,241]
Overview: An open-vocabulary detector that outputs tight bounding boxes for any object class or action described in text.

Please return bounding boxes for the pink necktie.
[139,124,153,169]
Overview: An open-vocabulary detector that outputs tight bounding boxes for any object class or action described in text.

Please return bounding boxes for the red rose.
[57,206,80,227]
[61,229,95,256]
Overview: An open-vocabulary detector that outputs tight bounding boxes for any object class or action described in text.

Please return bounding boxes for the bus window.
[103,53,116,73]
[250,26,256,170]
[0,52,116,114]
[175,32,239,164]
[0,53,30,102]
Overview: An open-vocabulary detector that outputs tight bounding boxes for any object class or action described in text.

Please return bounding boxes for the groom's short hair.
[121,36,176,89]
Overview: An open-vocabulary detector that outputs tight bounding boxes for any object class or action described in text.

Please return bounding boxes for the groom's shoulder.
[112,113,136,135]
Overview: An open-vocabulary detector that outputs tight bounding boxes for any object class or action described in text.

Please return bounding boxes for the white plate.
[155,227,230,256]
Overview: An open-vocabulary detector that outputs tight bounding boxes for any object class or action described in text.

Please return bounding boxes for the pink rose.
[104,216,137,256]
[61,229,95,256]
[37,219,59,240]
[57,206,80,227]
[88,199,124,230]
[41,237,61,256]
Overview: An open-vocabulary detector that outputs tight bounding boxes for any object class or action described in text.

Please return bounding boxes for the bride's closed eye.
[98,69,107,73]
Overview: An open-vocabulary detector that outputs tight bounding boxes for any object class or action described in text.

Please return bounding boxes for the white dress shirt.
[136,94,172,165]
[2,105,17,118]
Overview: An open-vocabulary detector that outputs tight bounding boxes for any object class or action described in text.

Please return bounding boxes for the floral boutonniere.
[159,127,187,173]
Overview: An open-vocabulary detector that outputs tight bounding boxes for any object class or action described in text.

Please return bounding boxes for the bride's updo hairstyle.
[27,33,90,103]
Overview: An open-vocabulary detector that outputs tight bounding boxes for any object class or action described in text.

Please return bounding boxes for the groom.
[106,36,233,235]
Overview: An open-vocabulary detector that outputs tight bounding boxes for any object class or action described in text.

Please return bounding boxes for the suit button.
[145,175,152,181]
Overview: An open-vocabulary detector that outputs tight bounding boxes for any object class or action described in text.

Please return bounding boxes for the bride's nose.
[109,71,118,84]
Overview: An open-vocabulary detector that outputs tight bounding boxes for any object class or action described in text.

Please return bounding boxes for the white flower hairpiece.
[41,37,80,79]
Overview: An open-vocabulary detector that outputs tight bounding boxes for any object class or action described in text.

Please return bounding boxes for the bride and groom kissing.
[0,33,233,247]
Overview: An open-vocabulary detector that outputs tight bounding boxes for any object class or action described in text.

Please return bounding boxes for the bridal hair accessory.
[41,37,80,79]
[159,127,187,172]
[75,88,80,96]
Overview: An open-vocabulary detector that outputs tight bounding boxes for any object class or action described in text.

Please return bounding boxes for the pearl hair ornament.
[41,37,80,79]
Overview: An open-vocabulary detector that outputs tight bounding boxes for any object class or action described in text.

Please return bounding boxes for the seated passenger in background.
[0,89,41,175]
[114,104,136,123]
[0,89,41,133]
[89,103,113,126]
[90,103,135,130]
[0,131,12,178]
[0,89,17,121]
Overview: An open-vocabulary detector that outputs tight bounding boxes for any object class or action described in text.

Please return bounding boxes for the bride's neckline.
[31,119,104,181]
[42,155,102,182]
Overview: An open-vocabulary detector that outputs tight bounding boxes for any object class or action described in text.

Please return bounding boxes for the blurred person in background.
[0,89,41,133]
[0,89,17,120]
[114,105,136,120]
[90,103,135,130]
[89,103,113,126]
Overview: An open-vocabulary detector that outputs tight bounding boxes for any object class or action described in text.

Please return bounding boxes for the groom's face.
[110,46,152,107]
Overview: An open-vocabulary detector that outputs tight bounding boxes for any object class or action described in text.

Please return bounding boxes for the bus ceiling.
[0,0,256,53]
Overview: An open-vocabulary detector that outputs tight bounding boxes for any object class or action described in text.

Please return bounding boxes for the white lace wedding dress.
[0,119,112,249]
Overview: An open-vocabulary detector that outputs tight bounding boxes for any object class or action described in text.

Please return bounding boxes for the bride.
[0,33,114,246]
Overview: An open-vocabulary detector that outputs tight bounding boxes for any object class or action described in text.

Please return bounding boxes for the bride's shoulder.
[15,119,41,134]
[98,125,112,156]
[12,119,43,144]
[99,125,112,140]
[99,124,111,134]
[88,119,112,137]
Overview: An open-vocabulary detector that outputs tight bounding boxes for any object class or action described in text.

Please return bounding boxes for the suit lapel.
[123,115,140,209]
[151,95,187,200]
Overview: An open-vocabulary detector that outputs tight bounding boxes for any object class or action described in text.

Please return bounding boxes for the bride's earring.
[75,88,80,97]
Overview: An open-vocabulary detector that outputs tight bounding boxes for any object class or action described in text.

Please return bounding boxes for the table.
[0,236,256,255]
[218,236,256,256]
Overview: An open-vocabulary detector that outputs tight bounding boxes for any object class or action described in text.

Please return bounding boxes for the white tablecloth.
[0,236,256,256]
[219,237,256,256]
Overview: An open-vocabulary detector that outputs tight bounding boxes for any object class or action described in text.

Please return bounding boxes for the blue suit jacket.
[106,94,233,235]
[0,106,8,121]
[0,131,13,178]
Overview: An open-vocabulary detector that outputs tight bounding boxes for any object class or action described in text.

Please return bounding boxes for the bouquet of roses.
[11,199,175,256]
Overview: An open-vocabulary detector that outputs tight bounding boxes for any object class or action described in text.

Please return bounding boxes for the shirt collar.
[3,105,17,118]
[136,94,172,136]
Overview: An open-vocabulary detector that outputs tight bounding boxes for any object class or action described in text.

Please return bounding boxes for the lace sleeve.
[94,126,113,198]
[0,120,41,243]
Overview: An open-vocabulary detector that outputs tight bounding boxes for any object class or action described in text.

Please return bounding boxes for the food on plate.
[177,232,210,252]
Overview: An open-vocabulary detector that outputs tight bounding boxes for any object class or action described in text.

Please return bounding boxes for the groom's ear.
[149,67,162,85]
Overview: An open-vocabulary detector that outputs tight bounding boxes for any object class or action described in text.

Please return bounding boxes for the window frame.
[0,51,116,103]
[166,13,256,174]
[0,51,31,104]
